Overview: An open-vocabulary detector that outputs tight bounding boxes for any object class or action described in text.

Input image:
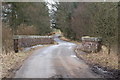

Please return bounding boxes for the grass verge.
[60,36,118,70]
[0,45,49,78]
[60,35,119,78]
[59,36,80,44]
[75,45,118,70]
[75,45,119,78]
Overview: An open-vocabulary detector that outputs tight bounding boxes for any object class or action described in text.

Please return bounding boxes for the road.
[15,34,100,78]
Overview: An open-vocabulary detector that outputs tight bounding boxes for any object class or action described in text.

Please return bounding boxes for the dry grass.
[75,45,118,70]
[2,24,39,54]
[2,25,13,54]
[59,36,80,44]
[1,46,46,78]
[59,35,118,70]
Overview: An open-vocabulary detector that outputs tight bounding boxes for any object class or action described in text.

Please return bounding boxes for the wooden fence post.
[13,38,19,53]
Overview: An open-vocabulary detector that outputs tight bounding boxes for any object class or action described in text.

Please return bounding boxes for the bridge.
[13,35,54,53]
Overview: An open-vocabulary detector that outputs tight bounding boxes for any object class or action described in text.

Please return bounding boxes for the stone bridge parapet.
[13,35,54,53]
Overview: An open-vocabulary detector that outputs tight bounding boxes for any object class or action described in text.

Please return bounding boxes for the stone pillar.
[81,36,102,53]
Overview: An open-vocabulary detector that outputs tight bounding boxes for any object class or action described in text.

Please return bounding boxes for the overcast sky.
[45,0,58,10]
[45,0,58,14]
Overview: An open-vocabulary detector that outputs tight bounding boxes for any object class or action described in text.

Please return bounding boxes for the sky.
[45,0,58,12]
[44,0,59,28]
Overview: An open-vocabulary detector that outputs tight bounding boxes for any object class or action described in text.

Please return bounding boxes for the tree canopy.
[2,2,51,35]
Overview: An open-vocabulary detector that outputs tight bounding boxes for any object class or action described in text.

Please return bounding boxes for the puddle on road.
[70,55,77,58]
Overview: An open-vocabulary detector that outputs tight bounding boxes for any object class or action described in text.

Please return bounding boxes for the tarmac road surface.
[15,34,100,78]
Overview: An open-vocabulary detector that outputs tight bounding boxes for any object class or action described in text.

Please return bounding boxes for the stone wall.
[13,35,54,53]
[79,36,102,53]
[18,38,54,47]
